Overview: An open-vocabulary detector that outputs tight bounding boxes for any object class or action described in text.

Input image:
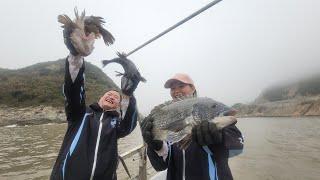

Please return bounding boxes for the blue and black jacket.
[50,59,138,180]
[148,124,244,180]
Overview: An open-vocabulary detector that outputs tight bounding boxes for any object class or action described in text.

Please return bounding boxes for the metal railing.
[119,144,147,180]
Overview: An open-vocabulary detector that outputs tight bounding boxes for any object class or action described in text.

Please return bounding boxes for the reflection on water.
[0,117,320,180]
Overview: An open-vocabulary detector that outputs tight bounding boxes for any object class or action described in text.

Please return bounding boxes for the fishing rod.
[125,0,223,57]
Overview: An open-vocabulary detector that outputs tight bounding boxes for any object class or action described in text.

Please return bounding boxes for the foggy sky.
[0,0,319,114]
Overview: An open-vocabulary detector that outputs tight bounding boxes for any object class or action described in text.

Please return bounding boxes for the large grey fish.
[143,97,237,149]
[58,8,114,56]
[102,52,146,91]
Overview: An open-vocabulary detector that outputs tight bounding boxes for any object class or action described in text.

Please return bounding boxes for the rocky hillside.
[233,75,320,117]
[0,59,119,126]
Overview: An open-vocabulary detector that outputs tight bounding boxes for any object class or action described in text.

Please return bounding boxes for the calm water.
[0,117,319,180]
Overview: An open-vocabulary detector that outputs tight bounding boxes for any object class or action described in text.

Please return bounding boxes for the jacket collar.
[89,102,120,117]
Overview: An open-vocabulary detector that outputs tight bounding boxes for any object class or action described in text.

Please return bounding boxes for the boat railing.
[119,144,147,180]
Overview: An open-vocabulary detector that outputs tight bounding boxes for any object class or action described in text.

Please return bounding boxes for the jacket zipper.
[90,112,104,180]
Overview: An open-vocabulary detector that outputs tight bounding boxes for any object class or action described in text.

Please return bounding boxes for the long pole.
[125,0,223,57]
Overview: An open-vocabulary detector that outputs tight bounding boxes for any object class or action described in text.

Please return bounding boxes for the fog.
[0,0,319,114]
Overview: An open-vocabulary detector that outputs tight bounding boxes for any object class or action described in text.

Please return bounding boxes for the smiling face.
[98,90,121,111]
[170,81,196,100]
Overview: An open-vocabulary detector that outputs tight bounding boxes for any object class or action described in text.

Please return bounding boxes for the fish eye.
[211,104,217,108]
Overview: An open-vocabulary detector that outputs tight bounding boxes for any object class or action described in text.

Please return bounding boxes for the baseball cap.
[164,73,194,88]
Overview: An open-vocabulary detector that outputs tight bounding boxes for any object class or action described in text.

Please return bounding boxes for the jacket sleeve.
[212,102,244,157]
[208,123,244,158]
[147,142,171,171]
[221,124,244,157]
[63,57,86,123]
[116,96,138,138]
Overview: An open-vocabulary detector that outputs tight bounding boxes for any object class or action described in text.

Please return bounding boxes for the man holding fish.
[142,73,244,180]
[51,9,141,180]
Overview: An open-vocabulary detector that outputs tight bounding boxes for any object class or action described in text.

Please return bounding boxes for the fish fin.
[87,16,115,46]
[140,76,147,82]
[87,16,106,26]
[102,60,111,67]
[100,27,115,46]
[58,14,75,28]
[116,51,127,58]
[74,7,79,20]
[80,9,86,20]
[115,71,124,76]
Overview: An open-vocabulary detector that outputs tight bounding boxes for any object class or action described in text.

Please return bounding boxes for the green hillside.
[0,59,119,107]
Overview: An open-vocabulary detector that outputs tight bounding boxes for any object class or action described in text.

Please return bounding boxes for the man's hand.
[192,121,222,146]
[141,117,163,151]
[121,75,140,96]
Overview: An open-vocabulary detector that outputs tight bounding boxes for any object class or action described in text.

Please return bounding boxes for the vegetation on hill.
[0,59,119,107]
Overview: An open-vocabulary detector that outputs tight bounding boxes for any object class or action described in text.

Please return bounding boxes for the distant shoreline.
[234,96,320,117]
[0,105,65,127]
[1,105,319,127]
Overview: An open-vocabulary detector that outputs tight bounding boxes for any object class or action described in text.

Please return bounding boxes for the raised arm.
[61,21,96,123]
[116,95,138,138]
[63,54,86,123]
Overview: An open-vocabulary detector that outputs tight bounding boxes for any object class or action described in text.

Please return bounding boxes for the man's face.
[170,81,195,100]
[98,90,121,111]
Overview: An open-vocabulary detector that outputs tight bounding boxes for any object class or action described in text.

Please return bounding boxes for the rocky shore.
[233,95,320,117]
[0,105,66,127]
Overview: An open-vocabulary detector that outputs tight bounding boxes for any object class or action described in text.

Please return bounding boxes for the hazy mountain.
[254,75,320,103]
[233,74,320,117]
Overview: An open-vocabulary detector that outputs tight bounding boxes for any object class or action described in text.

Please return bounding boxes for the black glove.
[63,28,79,56]
[141,117,163,151]
[192,121,222,146]
[121,74,140,96]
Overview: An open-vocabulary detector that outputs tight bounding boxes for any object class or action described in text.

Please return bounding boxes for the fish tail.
[80,9,86,20]
[101,59,116,67]
[116,52,127,58]
[140,76,147,82]
[115,71,124,76]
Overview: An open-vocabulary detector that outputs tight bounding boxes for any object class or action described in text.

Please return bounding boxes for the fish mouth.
[81,33,94,40]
